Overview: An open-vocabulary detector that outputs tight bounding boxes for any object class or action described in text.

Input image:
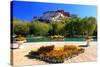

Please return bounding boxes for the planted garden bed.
[50,35,64,41]
[28,45,85,63]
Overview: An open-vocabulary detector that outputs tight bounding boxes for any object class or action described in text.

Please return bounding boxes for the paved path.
[11,42,97,66]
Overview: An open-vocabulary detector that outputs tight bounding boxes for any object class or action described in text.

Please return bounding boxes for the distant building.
[33,10,78,22]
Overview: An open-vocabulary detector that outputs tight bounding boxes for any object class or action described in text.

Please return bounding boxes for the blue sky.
[11,1,97,21]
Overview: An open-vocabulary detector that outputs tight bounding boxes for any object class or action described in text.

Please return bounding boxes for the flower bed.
[28,45,85,63]
[50,35,64,41]
[38,45,54,53]
[15,36,26,41]
[14,36,26,48]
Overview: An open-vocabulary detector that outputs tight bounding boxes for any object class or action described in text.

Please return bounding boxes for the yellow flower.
[54,47,63,51]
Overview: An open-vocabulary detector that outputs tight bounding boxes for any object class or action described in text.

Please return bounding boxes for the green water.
[26,37,97,42]
[27,38,49,42]
[64,38,85,41]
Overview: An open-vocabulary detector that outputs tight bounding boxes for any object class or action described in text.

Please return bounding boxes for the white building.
[33,10,78,22]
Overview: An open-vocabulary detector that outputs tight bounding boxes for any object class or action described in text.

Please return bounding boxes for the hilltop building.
[33,10,78,22]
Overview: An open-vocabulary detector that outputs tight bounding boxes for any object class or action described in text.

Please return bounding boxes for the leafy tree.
[82,17,97,36]
[60,18,71,24]
[65,18,81,37]
[30,21,50,36]
[52,22,65,35]
[13,20,30,36]
[12,16,97,38]
[65,17,97,37]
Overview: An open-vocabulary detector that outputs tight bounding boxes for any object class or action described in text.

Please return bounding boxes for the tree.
[13,19,30,36]
[52,22,65,35]
[60,18,71,24]
[93,25,97,36]
[30,21,50,36]
[65,17,81,37]
[82,17,97,36]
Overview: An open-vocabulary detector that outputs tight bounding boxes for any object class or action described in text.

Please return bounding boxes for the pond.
[26,37,97,42]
